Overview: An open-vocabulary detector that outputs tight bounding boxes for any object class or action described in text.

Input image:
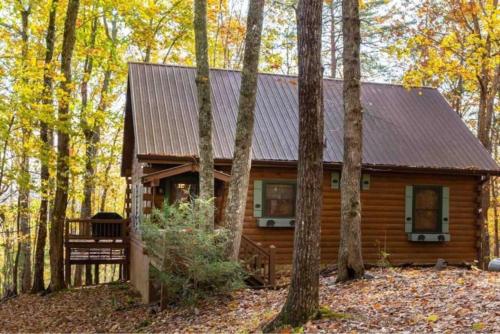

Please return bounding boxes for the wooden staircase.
[239,235,277,288]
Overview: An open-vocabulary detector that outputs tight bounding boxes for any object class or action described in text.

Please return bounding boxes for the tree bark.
[49,0,80,292]
[473,0,498,267]
[222,0,265,260]
[330,0,337,78]
[336,0,365,282]
[194,0,215,227]
[17,4,33,294]
[263,0,324,330]
[74,14,99,288]
[32,0,59,294]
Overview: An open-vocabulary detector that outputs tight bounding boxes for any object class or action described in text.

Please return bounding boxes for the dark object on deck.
[488,258,500,272]
[91,212,123,238]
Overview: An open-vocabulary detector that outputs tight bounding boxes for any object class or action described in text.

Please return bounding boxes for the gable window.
[254,180,296,227]
[405,185,450,242]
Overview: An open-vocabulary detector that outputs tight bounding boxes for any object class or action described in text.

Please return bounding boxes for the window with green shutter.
[254,179,296,228]
[405,185,450,242]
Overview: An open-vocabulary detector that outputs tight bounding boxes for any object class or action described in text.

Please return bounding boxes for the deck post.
[64,219,71,286]
[65,250,71,286]
[94,264,100,284]
[268,245,276,288]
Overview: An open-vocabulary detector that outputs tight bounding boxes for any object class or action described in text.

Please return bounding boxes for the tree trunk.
[194,0,215,227]
[18,4,32,294]
[75,14,99,288]
[32,0,58,294]
[49,0,80,292]
[493,114,499,258]
[336,0,365,282]
[474,0,498,265]
[222,0,265,260]
[477,67,499,268]
[18,135,32,294]
[263,0,324,330]
[330,0,337,78]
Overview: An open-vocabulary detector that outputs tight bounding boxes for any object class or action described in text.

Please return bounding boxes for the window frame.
[262,180,297,219]
[412,185,443,234]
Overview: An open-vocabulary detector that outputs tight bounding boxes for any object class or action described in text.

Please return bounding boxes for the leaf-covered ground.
[0,267,498,333]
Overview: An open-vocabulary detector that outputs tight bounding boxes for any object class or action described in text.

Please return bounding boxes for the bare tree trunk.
[18,4,32,294]
[74,14,99,288]
[336,0,365,282]
[330,0,337,78]
[32,0,58,294]
[263,0,324,330]
[474,0,498,265]
[491,114,500,257]
[222,0,265,260]
[18,136,32,293]
[49,0,80,292]
[477,67,499,268]
[194,0,215,227]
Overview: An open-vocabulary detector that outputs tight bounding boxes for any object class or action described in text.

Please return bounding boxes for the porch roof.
[142,163,231,185]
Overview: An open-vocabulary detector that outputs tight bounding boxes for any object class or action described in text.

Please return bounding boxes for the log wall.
[243,167,479,265]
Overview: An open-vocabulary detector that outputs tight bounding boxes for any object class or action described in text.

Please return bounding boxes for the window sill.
[408,233,450,242]
[257,218,295,228]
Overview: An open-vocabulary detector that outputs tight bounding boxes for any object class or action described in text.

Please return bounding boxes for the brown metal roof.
[121,62,499,174]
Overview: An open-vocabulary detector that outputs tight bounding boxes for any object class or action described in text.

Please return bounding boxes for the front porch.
[127,163,278,302]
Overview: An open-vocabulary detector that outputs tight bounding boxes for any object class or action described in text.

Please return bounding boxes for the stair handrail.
[240,235,276,288]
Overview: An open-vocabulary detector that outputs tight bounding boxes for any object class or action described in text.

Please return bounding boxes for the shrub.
[141,199,245,305]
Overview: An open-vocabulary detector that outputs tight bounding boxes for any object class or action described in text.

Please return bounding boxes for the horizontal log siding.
[243,168,478,265]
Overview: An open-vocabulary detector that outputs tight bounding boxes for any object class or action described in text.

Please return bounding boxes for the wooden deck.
[64,218,130,284]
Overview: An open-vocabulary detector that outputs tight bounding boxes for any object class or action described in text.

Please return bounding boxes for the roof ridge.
[127,61,438,90]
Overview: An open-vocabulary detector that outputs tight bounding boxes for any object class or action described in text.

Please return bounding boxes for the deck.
[64,218,130,284]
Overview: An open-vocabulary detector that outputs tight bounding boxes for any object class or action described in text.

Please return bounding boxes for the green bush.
[141,200,245,305]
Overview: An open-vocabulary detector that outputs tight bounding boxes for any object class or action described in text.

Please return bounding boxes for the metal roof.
[122,62,499,174]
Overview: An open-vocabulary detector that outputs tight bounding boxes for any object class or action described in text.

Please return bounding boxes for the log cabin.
[121,63,499,302]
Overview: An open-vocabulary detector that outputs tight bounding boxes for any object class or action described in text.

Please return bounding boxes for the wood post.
[94,264,100,284]
[65,219,71,286]
[268,245,276,288]
[160,284,168,311]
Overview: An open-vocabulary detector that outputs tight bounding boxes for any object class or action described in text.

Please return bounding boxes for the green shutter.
[331,172,340,190]
[405,186,413,233]
[441,187,450,233]
[362,174,371,190]
[253,180,263,217]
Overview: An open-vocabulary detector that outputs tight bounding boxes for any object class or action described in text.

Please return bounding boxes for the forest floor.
[0,267,498,333]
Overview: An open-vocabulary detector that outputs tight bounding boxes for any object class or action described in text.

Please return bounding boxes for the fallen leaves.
[0,267,498,333]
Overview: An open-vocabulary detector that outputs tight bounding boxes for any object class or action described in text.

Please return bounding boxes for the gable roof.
[122,63,499,175]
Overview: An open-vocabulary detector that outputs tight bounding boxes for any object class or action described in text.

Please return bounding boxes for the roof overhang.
[137,154,500,176]
[142,163,231,185]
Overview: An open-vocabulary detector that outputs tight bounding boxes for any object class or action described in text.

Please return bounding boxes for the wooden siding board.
[243,168,478,265]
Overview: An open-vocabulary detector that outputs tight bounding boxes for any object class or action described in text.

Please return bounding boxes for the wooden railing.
[64,218,130,284]
[66,218,129,241]
[239,235,276,288]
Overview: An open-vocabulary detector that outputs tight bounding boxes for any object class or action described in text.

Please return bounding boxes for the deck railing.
[64,218,130,284]
[239,235,276,288]
[65,218,129,241]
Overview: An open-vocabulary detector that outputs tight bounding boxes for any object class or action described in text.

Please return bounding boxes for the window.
[253,180,296,228]
[405,185,450,242]
[413,186,441,233]
[171,181,198,203]
[264,183,295,218]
